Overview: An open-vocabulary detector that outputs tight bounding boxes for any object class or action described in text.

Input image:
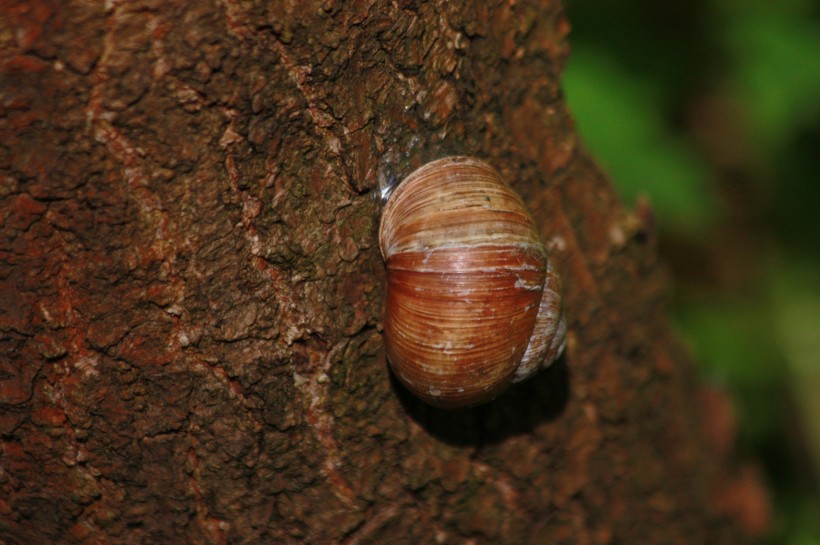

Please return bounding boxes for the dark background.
[564,0,820,542]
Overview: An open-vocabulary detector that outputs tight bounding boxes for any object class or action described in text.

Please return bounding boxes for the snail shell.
[379,156,565,408]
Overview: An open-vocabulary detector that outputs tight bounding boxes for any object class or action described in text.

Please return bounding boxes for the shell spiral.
[379,156,565,408]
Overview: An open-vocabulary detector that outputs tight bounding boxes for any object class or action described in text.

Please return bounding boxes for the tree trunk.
[0,1,757,543]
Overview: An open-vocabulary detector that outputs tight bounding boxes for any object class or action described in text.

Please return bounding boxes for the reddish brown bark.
[1,1,755,543]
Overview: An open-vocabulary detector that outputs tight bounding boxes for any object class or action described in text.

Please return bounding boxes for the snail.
[379,156,566,408]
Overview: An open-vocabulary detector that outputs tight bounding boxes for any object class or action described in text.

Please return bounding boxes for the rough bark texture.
[1,1,751,544]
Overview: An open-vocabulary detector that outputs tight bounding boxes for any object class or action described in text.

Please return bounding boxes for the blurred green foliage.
[564,45,718,233]
[723,1,820,161]
[563,0,820,543]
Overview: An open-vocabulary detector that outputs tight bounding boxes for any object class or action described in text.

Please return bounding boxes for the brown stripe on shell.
[385,245,545,407]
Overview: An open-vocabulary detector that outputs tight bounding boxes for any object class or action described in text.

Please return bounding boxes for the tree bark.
[0,1,755,543]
